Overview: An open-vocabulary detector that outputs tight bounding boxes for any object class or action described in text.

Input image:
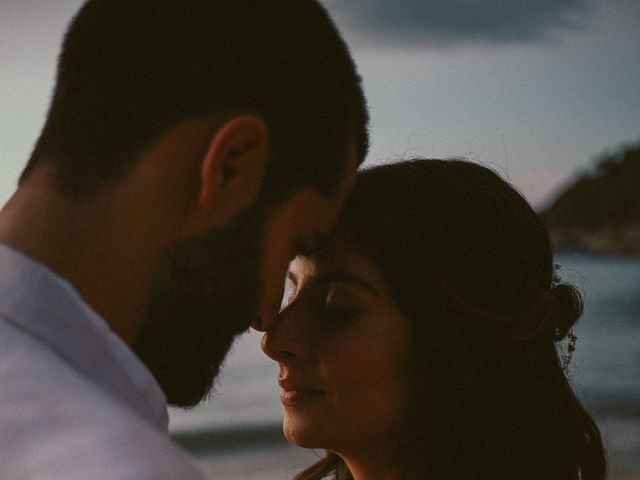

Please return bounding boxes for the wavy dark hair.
[295,159,606,480]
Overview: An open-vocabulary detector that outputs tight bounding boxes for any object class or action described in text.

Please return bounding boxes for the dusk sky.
[1,0,639,208]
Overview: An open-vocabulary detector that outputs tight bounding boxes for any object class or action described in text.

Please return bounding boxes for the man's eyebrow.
[310,271,380,296]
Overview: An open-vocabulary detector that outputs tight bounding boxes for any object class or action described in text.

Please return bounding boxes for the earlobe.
[198,115,269,226]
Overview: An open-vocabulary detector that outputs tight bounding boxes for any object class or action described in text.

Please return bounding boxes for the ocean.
[169,253,640,479]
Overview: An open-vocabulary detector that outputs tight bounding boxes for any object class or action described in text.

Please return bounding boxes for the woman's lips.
[278,379,324,406]
[279,388,324,406]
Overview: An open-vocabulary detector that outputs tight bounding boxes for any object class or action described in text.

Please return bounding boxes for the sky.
[1,0,639,208]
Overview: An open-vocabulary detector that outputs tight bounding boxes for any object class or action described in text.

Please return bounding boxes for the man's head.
[16,0,367,407]
[21,0,368,196]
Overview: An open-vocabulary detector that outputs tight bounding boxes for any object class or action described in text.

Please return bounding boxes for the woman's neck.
[339,449,396,480]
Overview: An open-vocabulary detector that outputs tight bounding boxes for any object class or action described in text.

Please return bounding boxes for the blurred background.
[1,1,638,478]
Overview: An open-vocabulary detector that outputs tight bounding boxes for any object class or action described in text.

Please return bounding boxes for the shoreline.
[172,422,287,455]
[549,228,640,257]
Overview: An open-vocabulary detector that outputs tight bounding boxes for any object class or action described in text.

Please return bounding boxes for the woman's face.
[261,234,413,460]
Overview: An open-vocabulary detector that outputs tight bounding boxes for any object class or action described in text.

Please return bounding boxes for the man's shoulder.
[0,320,205,480]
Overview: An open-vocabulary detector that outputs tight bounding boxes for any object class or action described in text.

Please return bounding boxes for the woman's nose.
[260,306,307,364]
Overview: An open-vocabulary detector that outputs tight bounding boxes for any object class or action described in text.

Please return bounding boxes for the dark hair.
[21,0,368,200]
[297,159,606,480]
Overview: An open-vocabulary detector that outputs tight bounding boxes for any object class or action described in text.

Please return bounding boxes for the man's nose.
[252,263,290,331]
[251,309,277,332]
[251,288,283,331]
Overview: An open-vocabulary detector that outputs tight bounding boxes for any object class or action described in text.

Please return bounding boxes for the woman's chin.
[283,416,326,449]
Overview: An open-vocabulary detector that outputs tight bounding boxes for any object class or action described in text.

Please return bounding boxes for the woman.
[261,159,606,480]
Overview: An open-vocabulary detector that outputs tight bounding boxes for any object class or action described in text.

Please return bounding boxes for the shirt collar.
[0,242,169,431]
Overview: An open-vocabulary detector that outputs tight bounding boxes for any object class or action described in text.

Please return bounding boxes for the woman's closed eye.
[318,304,358,323]
[316,288,360,325]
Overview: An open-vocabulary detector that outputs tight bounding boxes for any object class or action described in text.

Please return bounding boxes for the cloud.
[321,0,593,49]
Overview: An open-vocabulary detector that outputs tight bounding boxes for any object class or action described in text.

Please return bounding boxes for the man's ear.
[198,115,269,227]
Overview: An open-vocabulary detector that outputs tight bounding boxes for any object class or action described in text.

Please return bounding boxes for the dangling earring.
[560,330,578,374]
[552,263,577,374]
[551,263,562,288]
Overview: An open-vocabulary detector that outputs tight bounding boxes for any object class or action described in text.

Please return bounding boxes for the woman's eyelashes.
[315,288,360,325]
[280,281,361,326]
[318,303,358,324]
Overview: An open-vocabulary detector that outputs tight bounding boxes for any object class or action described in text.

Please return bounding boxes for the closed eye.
[318,304,359,324]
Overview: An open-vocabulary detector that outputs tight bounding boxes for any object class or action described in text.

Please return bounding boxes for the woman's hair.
[295,159,606,480]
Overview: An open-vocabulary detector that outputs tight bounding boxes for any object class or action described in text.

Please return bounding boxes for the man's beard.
[133,202,268,408]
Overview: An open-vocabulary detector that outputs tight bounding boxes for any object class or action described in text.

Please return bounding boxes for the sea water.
[169,253,640,478]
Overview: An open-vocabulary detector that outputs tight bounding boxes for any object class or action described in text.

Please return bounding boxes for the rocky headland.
[541,140,640,256]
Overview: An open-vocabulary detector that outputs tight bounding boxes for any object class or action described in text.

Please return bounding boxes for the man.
[0,1,368,478]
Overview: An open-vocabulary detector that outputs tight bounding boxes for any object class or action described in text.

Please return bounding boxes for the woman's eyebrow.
[311,271,380,296]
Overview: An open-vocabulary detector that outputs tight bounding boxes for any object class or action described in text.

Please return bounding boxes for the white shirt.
[0,243,205,480]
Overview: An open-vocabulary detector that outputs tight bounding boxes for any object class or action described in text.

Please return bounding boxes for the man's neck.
[0,174,165,345]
